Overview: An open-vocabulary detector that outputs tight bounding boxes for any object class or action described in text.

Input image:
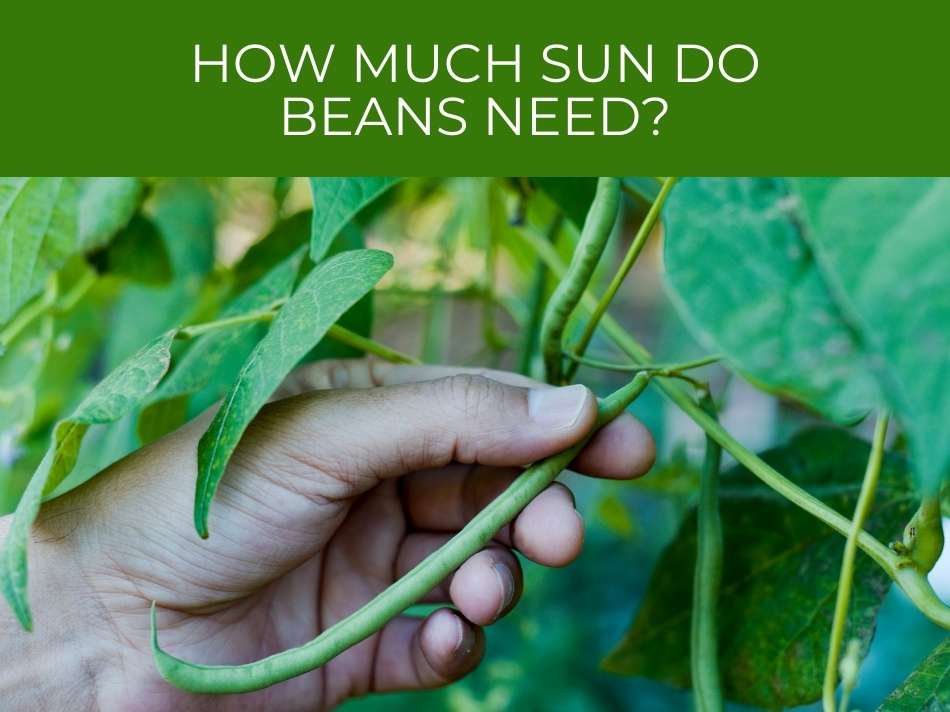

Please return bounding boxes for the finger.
[509,483,585,567]
[372,609,484,693]
[403,466,585,567]
[397,535,523,623]
[448,547,522,625]
[249,374,598,499]
[282,360,655,479]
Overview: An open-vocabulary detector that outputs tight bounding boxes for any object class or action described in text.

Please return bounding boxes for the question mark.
[642,97,668,136]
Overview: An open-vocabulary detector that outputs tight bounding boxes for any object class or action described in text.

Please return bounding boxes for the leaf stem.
[54,269,97,314]
[0,275,59,354]
[564,352,721,374]
[564,176,677,381]
[691,394,724,712]
[176,304,418,366]
[517,226,950,630]
[176,307,279,339]
[153,373,654,693]
[326,325,420,365]
[822,411,889,712]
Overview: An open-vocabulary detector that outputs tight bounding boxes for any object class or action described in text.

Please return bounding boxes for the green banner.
[3,1,948,174]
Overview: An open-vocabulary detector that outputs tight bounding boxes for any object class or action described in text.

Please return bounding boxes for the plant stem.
[0,275,59,354]
[176,307,278,339]
[177,305,419,366]
[565,352,721,374]
[326,325,420,365]
[564,176,677,381]
[822,412,889,712]
[153,373,654,693]
[691,394,724,712]
[899,494,945,573]
[517,226,950,630]
[54,269,97,314]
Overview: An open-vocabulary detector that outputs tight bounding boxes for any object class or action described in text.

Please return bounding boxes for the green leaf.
[308,177,401,262]
[76,177,143,250]
[92,213,172,285]
[305,223,374,361]
[791,178,950,493]
[0,178,78,326]
[194,248,394,537]
[233,210,311,293]
[663,178,879,423]
[603,428,916,708]
[0,330,175,630]
[879,636,950,710]
[137,247,306,443]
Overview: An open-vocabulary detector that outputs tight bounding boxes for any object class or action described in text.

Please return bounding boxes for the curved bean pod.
[152,372,652,694]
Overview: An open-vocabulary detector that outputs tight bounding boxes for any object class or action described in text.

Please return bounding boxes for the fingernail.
[528,384,589,429]
[450,612,466,653]
[492,562,515,619]
[330,364,350,388]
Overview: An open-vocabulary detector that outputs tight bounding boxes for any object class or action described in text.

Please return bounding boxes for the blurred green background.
[1,177,945,709]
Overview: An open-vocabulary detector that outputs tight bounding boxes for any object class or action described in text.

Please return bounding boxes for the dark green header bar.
[3,1,948,174]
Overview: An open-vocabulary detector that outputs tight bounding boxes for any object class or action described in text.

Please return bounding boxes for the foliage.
[1,175,949,708]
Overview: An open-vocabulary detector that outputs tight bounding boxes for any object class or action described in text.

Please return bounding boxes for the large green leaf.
[791,178,950,493]
[137,247,306,444]
[603,428,916,708]
[76,177,143,250]
[0,178,78,326]
[308,177,401,262]
[663,178,879,423]
[194,248,394,537]
[0,330,176,630]
[879,636,950,710]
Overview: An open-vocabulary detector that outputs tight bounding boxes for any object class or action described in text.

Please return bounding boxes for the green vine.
[822,412,889,712]
[519,220,950,631]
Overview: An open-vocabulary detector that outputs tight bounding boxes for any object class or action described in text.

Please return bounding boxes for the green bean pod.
[690,395,723,712]
[152,372,652,694]
[540,177,621,383]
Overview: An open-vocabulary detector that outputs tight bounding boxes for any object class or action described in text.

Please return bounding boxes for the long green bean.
[539,177,621,383]
[691,394,724,712]
[152,373,652,693]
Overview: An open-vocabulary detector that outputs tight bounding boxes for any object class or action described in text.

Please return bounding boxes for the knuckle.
[438,374,511,420]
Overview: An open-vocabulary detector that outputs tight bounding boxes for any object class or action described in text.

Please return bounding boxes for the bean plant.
[1,175,948,709]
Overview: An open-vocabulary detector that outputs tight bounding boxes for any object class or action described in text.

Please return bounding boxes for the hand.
[0,361,654,711]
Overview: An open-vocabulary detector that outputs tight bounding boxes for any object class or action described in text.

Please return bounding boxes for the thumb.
[250,373,597,498]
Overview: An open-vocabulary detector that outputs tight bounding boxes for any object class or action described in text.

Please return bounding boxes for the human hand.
[0,360,654,711]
